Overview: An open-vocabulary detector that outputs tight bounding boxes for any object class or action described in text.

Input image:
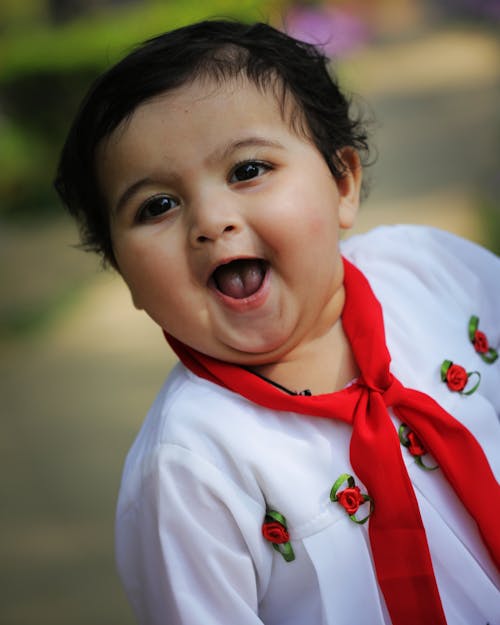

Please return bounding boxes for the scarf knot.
[380,375,404,407]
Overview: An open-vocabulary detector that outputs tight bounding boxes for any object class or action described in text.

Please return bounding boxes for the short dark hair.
[55,19,372,265]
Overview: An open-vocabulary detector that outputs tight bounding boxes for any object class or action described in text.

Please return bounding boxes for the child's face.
[99,77,361,365]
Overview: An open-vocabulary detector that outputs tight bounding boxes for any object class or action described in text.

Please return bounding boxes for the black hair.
[55,19,372,266]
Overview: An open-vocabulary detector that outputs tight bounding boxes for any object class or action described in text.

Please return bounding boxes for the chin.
[220,336,294,366]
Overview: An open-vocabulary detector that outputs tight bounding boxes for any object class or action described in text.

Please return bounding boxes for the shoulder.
[341,224,499,271]
[342,223,499,271]
[341,224,500,355]
[117,363,296,514]
[116,362,354,532]
[341,226,500,472]
[341,224,500,322]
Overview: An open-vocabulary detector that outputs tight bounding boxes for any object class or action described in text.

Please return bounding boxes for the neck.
[250,318,359,395]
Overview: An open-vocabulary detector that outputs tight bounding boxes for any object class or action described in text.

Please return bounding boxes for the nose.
[188,195,242,246]
[195,224,236,244]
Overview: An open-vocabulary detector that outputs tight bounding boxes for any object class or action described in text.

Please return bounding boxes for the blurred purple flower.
[285,5,371,58]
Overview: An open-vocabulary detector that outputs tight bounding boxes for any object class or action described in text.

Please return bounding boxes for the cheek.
[286,173,340,229]
[114,239,169,300]
[115,227,176,274]
[308,210,338,237]
[290,200,340,246]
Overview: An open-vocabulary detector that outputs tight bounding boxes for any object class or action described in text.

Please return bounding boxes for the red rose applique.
[336,486,364,515]
[406,431,426,457]
[468,316,498,363]
[398,424,438,471]
[330,474,373,524]
[262,521,289,544]
[262,510,295,562]
[441,360,480,395]
[445,363,468,391]
[473,330,489,354]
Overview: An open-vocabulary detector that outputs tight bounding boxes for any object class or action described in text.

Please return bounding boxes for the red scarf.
[166,258,500,625]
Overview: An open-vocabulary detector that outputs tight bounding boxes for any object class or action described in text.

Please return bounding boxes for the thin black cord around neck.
[244,368,312,396]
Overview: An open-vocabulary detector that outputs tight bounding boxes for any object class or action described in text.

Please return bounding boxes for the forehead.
[102,75,304,153]
[97,77,307,191]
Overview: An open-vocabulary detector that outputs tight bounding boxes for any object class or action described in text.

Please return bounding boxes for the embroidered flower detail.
[398,423,438,471]
[262,521,289,544]
[444,363,468,391]
[337,486,364,514]
[440,360,481,395]
[406,431,426,457]
[262,510,295,562]
[330,473,373,524]
[473,330,489,354]
[468,315,498,363]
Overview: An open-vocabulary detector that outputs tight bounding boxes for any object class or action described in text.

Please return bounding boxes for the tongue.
[213,259,265,299]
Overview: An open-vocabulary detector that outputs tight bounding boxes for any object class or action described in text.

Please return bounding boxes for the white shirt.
[115,225,500,625]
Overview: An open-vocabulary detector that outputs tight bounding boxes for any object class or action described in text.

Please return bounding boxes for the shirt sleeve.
[115,443,271,625]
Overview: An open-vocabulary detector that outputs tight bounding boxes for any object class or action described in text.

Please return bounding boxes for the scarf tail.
[351,392,448,625]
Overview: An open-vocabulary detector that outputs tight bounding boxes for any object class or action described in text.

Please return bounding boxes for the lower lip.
[210,266,271,313]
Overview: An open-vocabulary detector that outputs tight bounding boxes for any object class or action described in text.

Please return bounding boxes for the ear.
[336,147,362,229]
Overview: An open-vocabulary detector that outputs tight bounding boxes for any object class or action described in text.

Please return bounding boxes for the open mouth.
[211,258,268,300]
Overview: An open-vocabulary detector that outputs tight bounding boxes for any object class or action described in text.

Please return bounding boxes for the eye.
[137,195,179,222]
[230,160,271,183]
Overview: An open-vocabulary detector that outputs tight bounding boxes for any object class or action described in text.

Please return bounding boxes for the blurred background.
[1,0,499,623]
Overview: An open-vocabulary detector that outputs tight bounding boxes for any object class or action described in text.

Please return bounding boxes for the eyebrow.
[207,136,284,164]
[113,136,284,215]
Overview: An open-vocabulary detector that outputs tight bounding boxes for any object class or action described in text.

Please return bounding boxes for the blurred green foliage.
[1,0,281,78]
[0,0,282,220]
[0,0,47,31]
